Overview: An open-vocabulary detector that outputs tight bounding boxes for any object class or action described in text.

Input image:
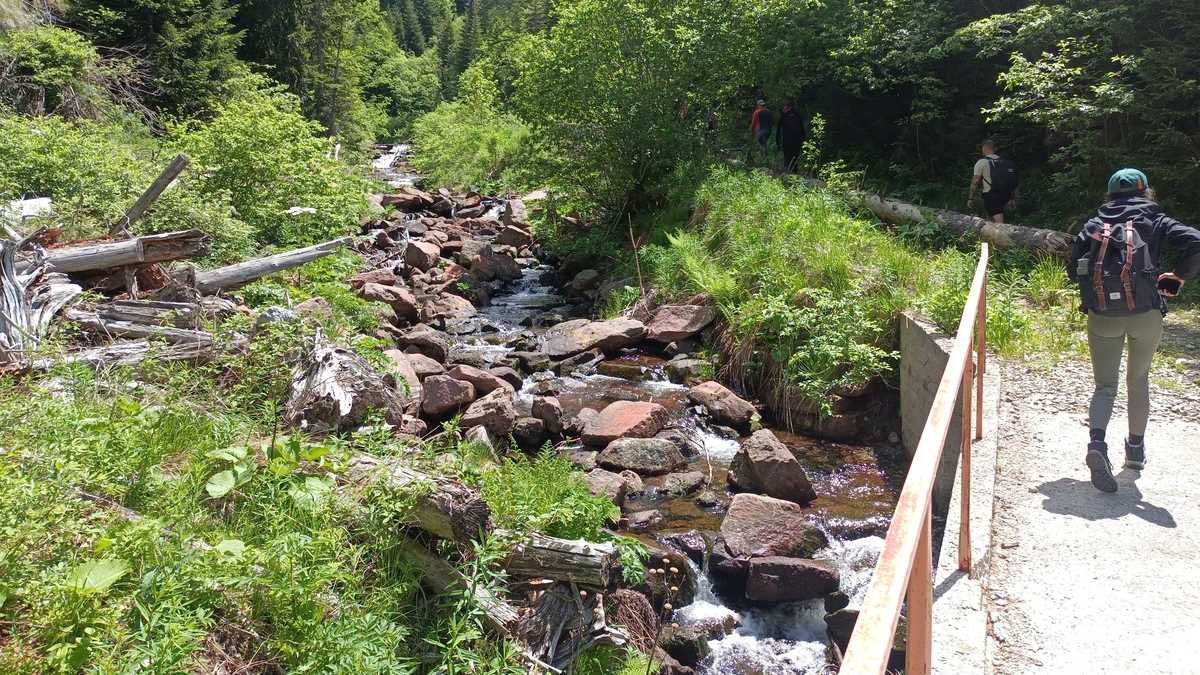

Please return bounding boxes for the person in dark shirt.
[1068,168,1200,492]
[775,101,806,173]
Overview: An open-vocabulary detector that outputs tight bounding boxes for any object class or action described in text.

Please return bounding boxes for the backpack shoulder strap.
[1093,222,1112,312]
[1120,219,1136,311]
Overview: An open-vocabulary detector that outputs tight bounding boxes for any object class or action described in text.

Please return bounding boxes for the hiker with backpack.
[968,139,1019,223]
[750,99,774,161]
[775,101,806,173]
[1070,169,1200,493]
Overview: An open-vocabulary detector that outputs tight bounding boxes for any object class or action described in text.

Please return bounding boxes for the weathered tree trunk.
[345,454,491,543]
[846,191,1072,255]
[112,154,190,235]
[97,300,200,328]
[35,336,242,370]
[194,237,352,294]
[501,531,617,588]
[394,534,523,634]
[519,583,628,672]
[17,230,212,275]
[282,332,407,434]
[64,309,213,345]
[1,238,82,366]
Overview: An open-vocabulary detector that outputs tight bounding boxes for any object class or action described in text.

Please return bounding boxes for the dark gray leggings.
[1087,310,1163,437]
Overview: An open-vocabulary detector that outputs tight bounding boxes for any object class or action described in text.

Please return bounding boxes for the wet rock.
[625,509,662,531]
[405,241,442,271]
[460,388,517,437]
[825,609,907,671]
[745,557,840,604]
[660,624,711,667]
[653,648,695,675]
[513,350,552,373]
[597,438,685,476]
[532,396,563,437]
[695,489,721,508]
[665,358,709,384]
[582,400,669,446]
[619,470,645,495]
[569,269,602,293]
[349,268,396,289]
[512,416,546,450]
[645,305,717,343]
[421,293,477,323]
[661,470,707,496]
[361,282,420,322]
[661,530,709,565]
[824,590,851,613]
[728,429,817,504]
[495,225,533,247]
[396,324,450,362]
[470,247,521,282]
[420,375,476,417]
[585,468,627,506]
[489,366,523,391]
[407,352,445,379]
[596,359,655,381]
[543,318,646,358]
[655,428,700,457]
[383,349,423,401]
[664,338,700,357]
[687,381,758,431]
[719,493,829,560]
[446,364,514,395]
[554,348,605,375]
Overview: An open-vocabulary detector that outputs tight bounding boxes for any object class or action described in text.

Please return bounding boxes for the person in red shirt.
[749,99,774,160]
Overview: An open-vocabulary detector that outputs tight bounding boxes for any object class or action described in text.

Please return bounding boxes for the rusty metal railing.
[839,243,990,675]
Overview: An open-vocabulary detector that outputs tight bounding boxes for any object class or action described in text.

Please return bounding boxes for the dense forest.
[2,1,1199,674]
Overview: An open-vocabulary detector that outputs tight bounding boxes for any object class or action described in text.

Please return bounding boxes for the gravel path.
[985,355,1200,674]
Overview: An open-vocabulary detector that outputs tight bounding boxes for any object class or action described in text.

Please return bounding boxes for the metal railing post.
[907,504,934,675]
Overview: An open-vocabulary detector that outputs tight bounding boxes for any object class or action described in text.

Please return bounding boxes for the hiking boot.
[1124,439,1147,470]
[1086,441,1118,493]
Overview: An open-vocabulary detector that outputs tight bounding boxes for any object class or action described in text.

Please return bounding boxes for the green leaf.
[206,446,247,462]
[214,539,246,558]
[288,475,333,509]
[205,469,237,498]
[300,443,332,462]
[66,558,129,595]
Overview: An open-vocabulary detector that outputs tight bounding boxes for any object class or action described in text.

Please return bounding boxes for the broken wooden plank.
[194,237,352,294]
[111,154,190,235]
[33,338,236,370]
[64,308,213,345]
[97,300,200,328]
[17,230,212,275]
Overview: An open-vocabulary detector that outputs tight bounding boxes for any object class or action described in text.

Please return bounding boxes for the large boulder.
[532,396,563,436]
[405,241,442,271]
[383,349,423,401]
[396,324,450,362]
[503,198,529,228]
[569,269,602,293]
[460,388,517,437]
[687,381,758,431]
[745,557,840,603]
[646,305,717,343]
[512,416,546,450]
[543,319,646,358]
[660,624,711,668]
[597,438,685,476]
[581,400,669,447]
[470,247,521,282]
[446,364,514,395]
[719,493,829,560]
[584,468,627,506]
[727,429,817,504]
[349,268,396,289]
[661,470,707,496]
[495,225,533,248]
[420,375,476,417]
[407,352,445,379]
[360,282,419,322]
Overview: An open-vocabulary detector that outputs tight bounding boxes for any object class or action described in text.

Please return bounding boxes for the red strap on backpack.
[1120,220,1136,311]
[1093,223,1112,312]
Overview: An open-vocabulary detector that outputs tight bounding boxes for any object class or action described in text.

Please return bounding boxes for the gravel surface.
[985,355,1200,674]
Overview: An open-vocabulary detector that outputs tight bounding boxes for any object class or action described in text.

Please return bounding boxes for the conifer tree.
[454,0,480,76]
[401,0,426,53]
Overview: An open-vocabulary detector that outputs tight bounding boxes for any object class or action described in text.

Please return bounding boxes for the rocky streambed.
[360,158,908,673]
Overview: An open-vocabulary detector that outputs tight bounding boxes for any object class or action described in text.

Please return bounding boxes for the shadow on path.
[1036,470,1176,528]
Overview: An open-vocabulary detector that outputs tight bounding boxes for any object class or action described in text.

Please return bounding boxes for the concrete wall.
[899,311,963,516]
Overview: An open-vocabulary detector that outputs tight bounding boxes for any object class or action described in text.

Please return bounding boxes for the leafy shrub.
[480,450,618,541]
[411,100,531,191]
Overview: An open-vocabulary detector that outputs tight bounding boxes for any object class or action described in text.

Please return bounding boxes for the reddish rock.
[625,509,663,531]
[360,282,419,321]
[470,247,521,282]
[512,416,546,450]
[728,429,817,504]
[543,319,646,358]
[719,493,829,560]
[396,324,449,362]
[687,381,758,430]
[745,557,840,603]
[406,352,445,379]
[397,415,428,437]
[581,400,669,447]
[294,296,332,322]
[446,364,514,395]
[383,349,423,401]
[405,241,442,271]
[381,188,434,210]
[503,198,529,227]
[585,468,627,507]
[597,438,685,476]
[421,293,477,322]
[488,366,523,390]
[420,375,476,417]
[661,470,707,496]
[496,225,533,247]
[460,388,517,437]
[646,305,717,343]
[532,396,564,437]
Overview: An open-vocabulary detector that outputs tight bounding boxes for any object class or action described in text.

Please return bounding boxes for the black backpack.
[1075,219,1160,315]
[987,157,1018,195]
[757,109,774,129]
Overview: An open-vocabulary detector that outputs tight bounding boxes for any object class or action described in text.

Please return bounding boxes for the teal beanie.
[1107,168,1149,195]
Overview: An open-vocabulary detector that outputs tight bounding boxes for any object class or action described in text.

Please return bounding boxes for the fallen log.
[194,237,352,294]
[501,531,617,588]
[845,191,1072,255]
[346,454,491,543]
[1,238,83,366]
[111,154,190,235]
[97,300,200,328]
[395,534,523,634]
[282,331,407,434]
[34,336,241,370]
[17,230,212,275]
[64,309,214,345]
